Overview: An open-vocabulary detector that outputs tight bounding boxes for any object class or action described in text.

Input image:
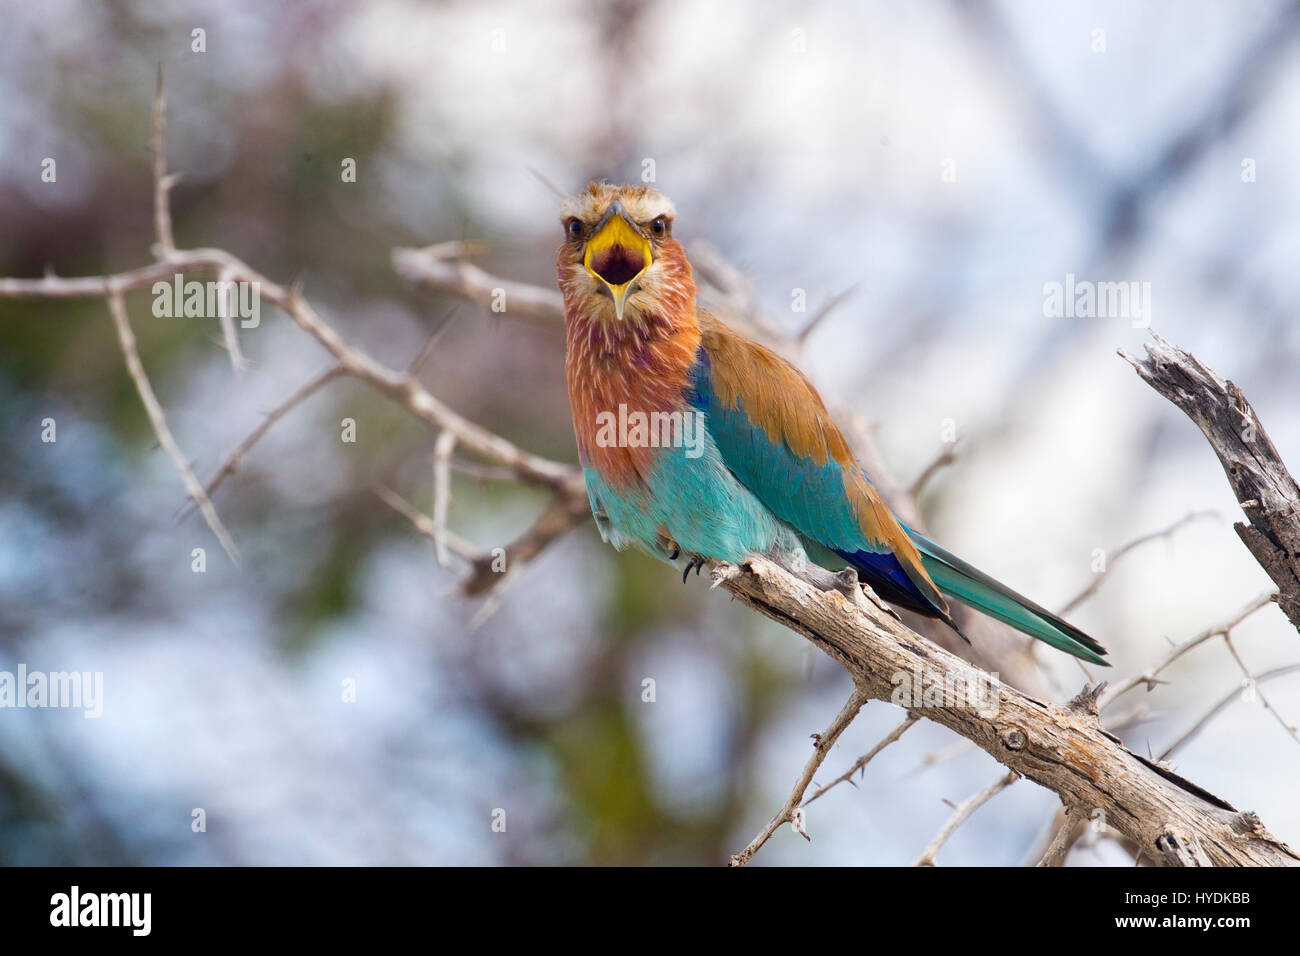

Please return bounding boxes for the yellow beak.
[583,204,652,320]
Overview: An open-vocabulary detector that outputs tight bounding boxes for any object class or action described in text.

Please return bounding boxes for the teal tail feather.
[907,530,1110,666]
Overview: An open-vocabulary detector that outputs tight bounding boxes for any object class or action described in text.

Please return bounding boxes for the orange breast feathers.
[566,312,702,488]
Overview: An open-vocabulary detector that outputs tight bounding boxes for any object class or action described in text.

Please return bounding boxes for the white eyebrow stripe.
[557,186,676,224]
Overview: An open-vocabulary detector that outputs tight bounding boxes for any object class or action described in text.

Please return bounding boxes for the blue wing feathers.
[690,347,892,558]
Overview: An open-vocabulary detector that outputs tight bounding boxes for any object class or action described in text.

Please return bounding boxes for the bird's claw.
[833,567,899,619]
[655,532,681,562]
[832,566,879,614]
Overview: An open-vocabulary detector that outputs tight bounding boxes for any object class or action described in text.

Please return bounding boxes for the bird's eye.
[650,217,668,237]
[566,219,584,239]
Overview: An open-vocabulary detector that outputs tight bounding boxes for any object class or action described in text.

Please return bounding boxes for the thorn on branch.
[1067,682,1107,718]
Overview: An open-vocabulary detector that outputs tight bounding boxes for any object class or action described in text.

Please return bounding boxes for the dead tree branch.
[1123,332,1300,635]
[392,243,565,329]
[711,557,1298,866]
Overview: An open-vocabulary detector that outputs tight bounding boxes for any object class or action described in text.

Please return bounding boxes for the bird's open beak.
[583,202,651,320]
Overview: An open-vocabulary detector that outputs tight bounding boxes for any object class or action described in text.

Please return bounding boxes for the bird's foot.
[826,566,901,619]
[772,557,899,619]
[823,566,881,614]
[680,554,708,583]
[831,566,865,602]
[846,570,901,620]
[653,532,681,562]
[780,558,854,596]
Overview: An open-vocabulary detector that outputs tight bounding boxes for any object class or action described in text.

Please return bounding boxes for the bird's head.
[556,181,694,326]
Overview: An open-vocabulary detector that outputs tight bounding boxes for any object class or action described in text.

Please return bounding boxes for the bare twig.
[909,442,961,499]
[1098,591,1277,710]
[432,430,457,568]
[802,713,920,807]
[1160,664,1300,762]
[683,239,784,341]
[107,285,238,564]
[406,307,460,376]
[1035,804,1087,867]
[392,244,565,328]
[457,485,592,596]
[1222,633,1299,744]
[450,459,525,483]
[0,259,202,299]
[374,485,480,564]
[909,738,979,774]
[911,771,1019,866]
[178,365,343,521]
[376,479,589,600]
[150,66,177,257]
[214,266,247,372]
[1058,510,1217,616]
[796,285,857,344]
[527,166,569,200]
[729,687,870,866]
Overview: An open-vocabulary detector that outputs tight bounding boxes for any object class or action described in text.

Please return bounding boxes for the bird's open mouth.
[589,246,644,286]
[583,204,652,319]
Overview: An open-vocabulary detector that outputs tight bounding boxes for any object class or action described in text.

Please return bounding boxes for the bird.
[556,181,1108,666]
